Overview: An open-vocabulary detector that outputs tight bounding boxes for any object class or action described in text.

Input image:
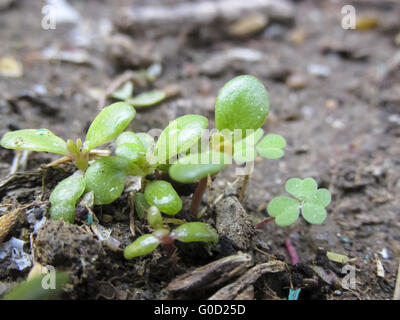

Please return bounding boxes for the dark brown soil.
[0,0,399,300]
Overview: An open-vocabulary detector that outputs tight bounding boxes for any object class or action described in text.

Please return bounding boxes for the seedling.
[259,177,331,227]
[0,74,332,262]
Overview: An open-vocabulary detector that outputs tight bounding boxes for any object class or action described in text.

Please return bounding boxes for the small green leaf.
[134,192,150,219]
[83,102,136,152]
[144,180,182,215]
[147,206,163,230]
[84,157,128,205]
[0,129,67,155]
[215,75,269,136]
[267,196,300,226]
[111,81,134,100]
[136,133,155,151]
[126,90,166,108]
[2,272,69,300]
[256,134,286,159]
[154,115,208,164]
[49,171,86,205]
[285,177,317,200]
[169,150,229,183]
[49,203,76,224]
[124,234,160,259]
[49,171,86,223]
[115,143,147,166]
[302,203,327,224]
[116,131,143,147]
[171,222,219,243]
[306,188,331,207]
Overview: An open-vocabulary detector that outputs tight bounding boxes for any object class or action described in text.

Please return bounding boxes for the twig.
[238,173,250,203]
[255,216,275,229]
[285,238,299,265]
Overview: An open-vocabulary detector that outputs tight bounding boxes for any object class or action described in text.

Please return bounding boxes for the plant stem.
[255,216,275,229]
[238,174,249,203]
[285,238,299,265]
[189,177,208,217]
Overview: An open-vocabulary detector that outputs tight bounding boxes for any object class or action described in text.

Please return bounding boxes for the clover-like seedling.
[267,178,331,226]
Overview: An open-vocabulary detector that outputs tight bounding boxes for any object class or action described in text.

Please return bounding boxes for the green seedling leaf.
[85,157,128,205]
[49,203,76,224]
[111,81,134,100]
[2,272,69,300]
[126,90,166,108]
[147,206,163,230]
[267,196,300,226]
[49,171,86,223]
[171,222,219,243]
[233,128,264,162]
[169,150,229,183]
[115,143,147,167]
[144,180,182,215]
[301,203,327,224]
[50,171,86,205]
[285,177,318,201]
[136,133,155,151]
[124,234,160,260]
[83,102,136,152]
[256,134,286,159]
[301,188,331,224]
[306,188,331,207]
[215,75,269,135]
[0,129,67,155]
[154,115,208,164]
[116,131,143,147]
[134,192,150,219]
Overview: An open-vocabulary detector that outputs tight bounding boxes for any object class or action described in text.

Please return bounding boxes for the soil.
[0,0,400,300]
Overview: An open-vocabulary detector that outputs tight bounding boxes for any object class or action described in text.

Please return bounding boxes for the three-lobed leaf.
[256,134,286,159]
[285,177,317,201]
[0,129,67,155]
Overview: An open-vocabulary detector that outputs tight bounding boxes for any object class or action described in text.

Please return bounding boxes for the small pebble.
[286,73,307,90]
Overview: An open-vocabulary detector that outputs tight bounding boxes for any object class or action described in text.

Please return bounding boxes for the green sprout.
[266,178,331,226]
[0,74,332,262]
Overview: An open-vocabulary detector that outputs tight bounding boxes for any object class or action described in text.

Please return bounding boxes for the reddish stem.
[285,238,299,265]
[255,216,275,229]
[189,177,207,217]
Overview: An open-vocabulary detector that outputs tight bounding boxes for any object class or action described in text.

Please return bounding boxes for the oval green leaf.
[116,131,143,147]
[49,203,76,224]
[83,102,136,152]
[49,171,86,205]
[0,129,67,155]
[154,115,208,164]
[124,234,160,260]
[144,180,182,215]
[126,90,166,108]
[169,150,229,183]
[171,222,219,243]
[215,75,269,135]
[84,157,128,205]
